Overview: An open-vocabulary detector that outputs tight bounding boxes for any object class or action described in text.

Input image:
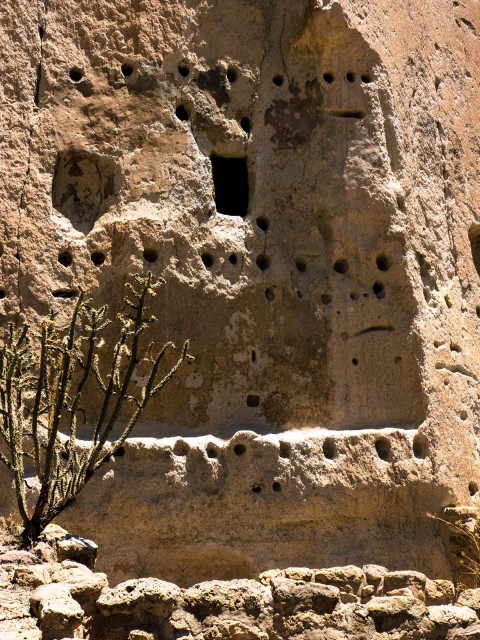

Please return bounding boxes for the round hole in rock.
[69,67,84,83]
[361,73,373,83]
[469,481,479,496]
[227,66,238,83]
[61,451,68,460]
[376,254,391,271]
[175,105,189,121]
[173,440,189,457]
[125,585,135,594]
[460,410,468,421]
[143,248,158,263]
[256,216,269,232]
[201,253,214,269]
[207,446,218,459]
[375,437,391,461]
[394,356,403,364]
[91,251,106,266]
[352,358,359,366]
[229,253,238,265]
[178,62,190,77]
[113,446,126,458]
[321,294,331,305]
[323,438,337,460]
[272,482,282,492]
[279,442,291,459]
[251,484,262,494]
[373,282,386,298]
[265,288,275,302]
[350,291,359,300]
[295,258,306,272]
[273,74,284,86]
[240,117,251,133]
[334,259,348,275]
[256,254,270,271]
[346,72,355,83]
[58,251,73,267]
[323,72,334,83]
[121,62,134,77]
[246,394,260,408]
[413,434,428,459]
[234,443,246,456]
[297,290,303,299]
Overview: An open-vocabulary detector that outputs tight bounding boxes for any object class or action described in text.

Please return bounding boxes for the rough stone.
[271,577,339,616]
[30,583,83,639]
[383,570,427,600]
[0,551,40,567]
[13,565,51,588]
[366,595,427,619]
[428,605,478,627]
[97,578,182,617]
[458,589,480,611]
[424,579,455,606]
[55,536,97,570]
[184,579,270,618]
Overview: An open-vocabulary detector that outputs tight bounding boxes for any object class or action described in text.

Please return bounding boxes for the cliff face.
[1,0,480,585]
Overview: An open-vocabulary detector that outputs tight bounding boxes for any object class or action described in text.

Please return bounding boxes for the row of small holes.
[58,249,159,267]
[118,440,477,497]
[69,62,134,83]
[334,255,391,275]
[176,62,373,88]
[323,72,373,84]
[230,436,428,461]
[69,64,373,90]
[252,482,281,494]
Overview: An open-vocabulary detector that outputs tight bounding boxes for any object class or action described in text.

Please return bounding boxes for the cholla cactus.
[0,273,190,544]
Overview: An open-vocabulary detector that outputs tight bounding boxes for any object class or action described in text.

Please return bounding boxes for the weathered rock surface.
[0,0,480,597]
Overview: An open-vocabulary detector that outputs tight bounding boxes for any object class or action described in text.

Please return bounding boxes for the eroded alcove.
[52,150,120,234]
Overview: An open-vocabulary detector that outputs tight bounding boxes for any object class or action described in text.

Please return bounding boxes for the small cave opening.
[211,157,249,217]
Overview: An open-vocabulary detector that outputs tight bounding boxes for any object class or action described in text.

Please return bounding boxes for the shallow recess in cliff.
[52,150,120,234]
[211,157,249,217]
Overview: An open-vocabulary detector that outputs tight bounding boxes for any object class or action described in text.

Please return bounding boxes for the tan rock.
[30,584,83,639]
[314,566,364,593]
[56,536,97,570]
[0,551,40,567]
[458,589,480,610]
[428,605,478,627]
[97,578,182,617]
[271,577,339,615]
[366,595,427,618]
[184,579,270,618]
[425,579,454,606]
[13,565,51,588]
[383,571,426,600]
[204,620,268,640]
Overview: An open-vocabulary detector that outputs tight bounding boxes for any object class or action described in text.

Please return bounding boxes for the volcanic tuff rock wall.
[1,0,480,585]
